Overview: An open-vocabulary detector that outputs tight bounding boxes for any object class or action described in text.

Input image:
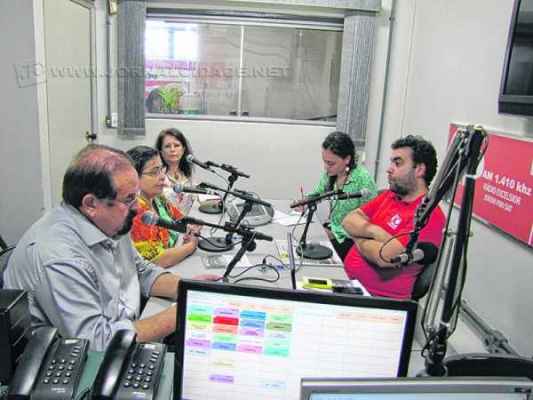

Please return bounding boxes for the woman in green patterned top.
[309,131,377,260]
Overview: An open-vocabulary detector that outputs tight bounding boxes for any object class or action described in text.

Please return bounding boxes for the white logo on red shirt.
[388,214,402,230]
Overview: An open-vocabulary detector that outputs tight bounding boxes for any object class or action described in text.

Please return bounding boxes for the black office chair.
[0,245,15,289]
[411,260,437,301]
[444,353,533,380]
[0,234,8,251]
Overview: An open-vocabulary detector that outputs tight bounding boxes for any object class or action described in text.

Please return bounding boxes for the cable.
[377,231,412,264]
[230,264,281,284]
[197,233,228,248]
[75,387,92,400]
[233,274,280,284]
[443,133,482,338]
[290,209,306,238]
[420,325,447,358]
[262,254,287,269]
[448,208,474,337]
[196,233,242,249]
[229,263,269,278]
[295,238,305,273]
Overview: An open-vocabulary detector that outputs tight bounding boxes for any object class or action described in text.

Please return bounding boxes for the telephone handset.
[91,330,167,400]
[7,326,89,400]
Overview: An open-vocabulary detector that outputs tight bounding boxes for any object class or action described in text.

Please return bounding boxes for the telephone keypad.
[33,338,89,400]
[115,343,166,400]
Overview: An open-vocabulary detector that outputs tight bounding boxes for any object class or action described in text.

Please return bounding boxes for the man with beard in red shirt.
[342,135,445,299]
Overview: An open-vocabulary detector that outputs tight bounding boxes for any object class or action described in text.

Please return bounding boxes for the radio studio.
[1,0,532,399]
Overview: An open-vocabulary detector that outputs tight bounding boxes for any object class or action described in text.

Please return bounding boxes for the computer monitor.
[300,377,533,400]
[174,280,417,400]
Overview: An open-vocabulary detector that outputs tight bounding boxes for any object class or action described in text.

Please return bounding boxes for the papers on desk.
[271,209,309,226]
[275,239,343,266]
[201,254,252,269]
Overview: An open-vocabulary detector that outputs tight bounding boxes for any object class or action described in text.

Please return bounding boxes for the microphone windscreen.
[417,242,438,264]
[141,211,158,225]
[185,154,194,163]
[173,183,184,193]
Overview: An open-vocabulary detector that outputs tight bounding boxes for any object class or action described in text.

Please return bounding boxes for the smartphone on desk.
[302,277,332,290]
[91,330,166,400]
[331,279,365,295]
[333,286,364,295]
[7,327,89,400]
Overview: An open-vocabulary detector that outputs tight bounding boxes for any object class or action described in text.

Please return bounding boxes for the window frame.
[145,11,344,126]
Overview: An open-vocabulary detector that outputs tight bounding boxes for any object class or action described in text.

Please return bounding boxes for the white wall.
[0,0,45,244]
[101,119,331,199]
[381,0,533,355]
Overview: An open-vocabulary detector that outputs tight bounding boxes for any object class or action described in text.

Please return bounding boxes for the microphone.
[173,183,219,196]
[186,154,212,171]
[336,189,371,200]
[390,242,438,265]
[290,192,327,209]
[143,211,272,242]
[290,188,371,208]
[204,160,250,178]
[141,211,188,233]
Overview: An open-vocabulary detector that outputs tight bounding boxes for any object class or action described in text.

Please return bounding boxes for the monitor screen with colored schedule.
[174,280,417,400]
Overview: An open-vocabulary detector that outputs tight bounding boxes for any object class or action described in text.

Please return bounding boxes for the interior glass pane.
[145,19,342,123]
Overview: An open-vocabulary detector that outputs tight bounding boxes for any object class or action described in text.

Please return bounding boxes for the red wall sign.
[449,124,533,247]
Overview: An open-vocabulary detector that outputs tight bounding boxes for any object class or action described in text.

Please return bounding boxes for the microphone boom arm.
[421,125,488,376]
[206,160,250,179]
[202,182,272,208]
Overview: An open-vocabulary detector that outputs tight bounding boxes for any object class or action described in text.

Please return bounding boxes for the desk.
[76,352,174,400]
[140,200,427,377]
[142,200,349,319]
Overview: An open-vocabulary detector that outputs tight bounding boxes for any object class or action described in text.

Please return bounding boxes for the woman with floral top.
[155,128,196,215]
[308,131,378,260]
[127,145,198,268]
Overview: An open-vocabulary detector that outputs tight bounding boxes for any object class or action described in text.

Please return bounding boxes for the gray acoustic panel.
[118,0,146,136]
[336,11,376,149]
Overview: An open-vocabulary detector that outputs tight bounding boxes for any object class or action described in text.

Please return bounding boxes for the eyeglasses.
[103,193,138,209]
[142,165,167,177]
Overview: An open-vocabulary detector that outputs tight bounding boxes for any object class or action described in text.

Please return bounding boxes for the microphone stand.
[198,170,244,251]
[198,194,259,253]
[418,126,490,376]
[296,202,333,260]
[186,215,272,282]
[222,229,258,283]
[198,171,239,215]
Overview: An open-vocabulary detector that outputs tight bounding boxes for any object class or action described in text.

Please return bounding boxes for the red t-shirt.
[344,190,446,299]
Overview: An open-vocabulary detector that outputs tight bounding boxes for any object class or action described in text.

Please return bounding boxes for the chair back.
[411,260,437,301]
[0,246,15,288]
[0,234,8,251]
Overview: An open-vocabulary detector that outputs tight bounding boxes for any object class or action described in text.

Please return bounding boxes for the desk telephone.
[7,327,89,400]
[91,330,166,400]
